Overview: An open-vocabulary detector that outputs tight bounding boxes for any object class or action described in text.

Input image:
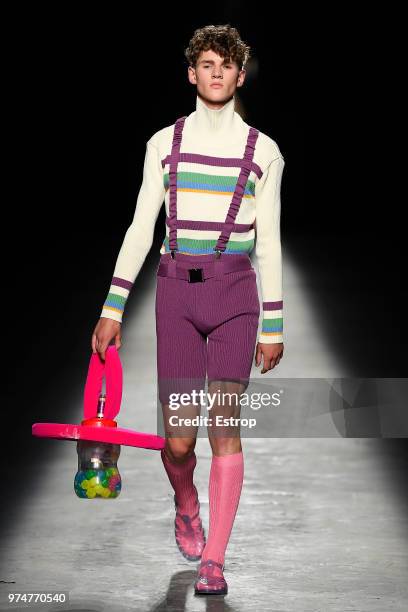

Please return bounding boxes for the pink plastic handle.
[83,346,123,420]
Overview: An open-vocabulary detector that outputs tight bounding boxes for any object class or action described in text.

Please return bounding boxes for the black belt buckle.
[188,267,204,283]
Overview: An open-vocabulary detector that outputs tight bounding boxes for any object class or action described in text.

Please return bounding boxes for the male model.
[92,24,285,596]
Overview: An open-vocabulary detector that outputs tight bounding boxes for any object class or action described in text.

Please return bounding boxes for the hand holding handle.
[83,345,123,421]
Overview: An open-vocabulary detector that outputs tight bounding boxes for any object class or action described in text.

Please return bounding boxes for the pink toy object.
[32,345,165,499]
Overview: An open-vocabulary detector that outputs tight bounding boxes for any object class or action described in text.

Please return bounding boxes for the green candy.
[107,467,118,477]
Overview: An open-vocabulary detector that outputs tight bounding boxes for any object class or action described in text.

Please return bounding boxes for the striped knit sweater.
[101,94,285,344]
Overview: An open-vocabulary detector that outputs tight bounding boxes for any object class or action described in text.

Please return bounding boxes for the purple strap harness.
[166,115,259,280]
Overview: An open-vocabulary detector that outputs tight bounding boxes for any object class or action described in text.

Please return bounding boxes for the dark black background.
[2,7,407,530]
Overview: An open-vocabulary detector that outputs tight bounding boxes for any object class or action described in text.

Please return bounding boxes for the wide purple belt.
[157,255,254,282]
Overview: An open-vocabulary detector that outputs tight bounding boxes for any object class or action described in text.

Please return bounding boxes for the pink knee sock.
[160,448,198,515]
[201,451,244,566]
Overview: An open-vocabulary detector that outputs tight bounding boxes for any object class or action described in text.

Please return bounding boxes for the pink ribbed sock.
[201,451,244,566]
[160,448,198,515]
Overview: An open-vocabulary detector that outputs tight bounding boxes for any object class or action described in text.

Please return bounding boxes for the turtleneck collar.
[188,94,237,140]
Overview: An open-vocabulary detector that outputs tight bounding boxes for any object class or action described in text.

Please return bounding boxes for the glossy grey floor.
[1,261,407,611]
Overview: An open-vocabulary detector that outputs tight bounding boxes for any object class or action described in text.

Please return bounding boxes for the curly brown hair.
[184,24,251,70]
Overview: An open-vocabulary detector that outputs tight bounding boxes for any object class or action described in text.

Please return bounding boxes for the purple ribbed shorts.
[155,252,260,405]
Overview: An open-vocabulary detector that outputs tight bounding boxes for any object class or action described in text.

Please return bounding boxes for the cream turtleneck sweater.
[101,94,285,344]
[186,94,240,141]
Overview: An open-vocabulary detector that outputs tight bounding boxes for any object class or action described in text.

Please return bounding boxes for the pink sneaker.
[174,485,206,561]
[194,559,228,595]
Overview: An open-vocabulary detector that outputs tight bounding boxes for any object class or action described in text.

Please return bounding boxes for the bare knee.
[165,438,196,463]
[209,436,242,457]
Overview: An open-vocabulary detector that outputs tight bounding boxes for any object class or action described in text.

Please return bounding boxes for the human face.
[188,49,246,109]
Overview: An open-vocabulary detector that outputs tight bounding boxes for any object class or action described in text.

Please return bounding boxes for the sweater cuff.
[258,300,283,344]
[100,276,134,323]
